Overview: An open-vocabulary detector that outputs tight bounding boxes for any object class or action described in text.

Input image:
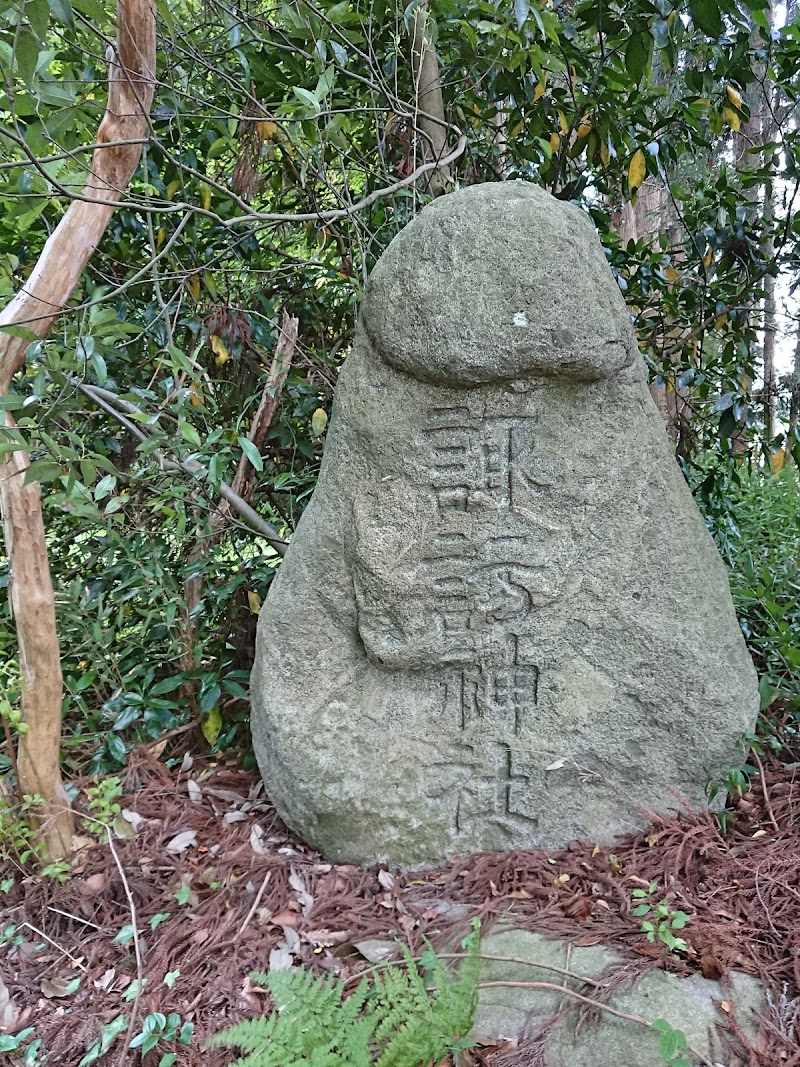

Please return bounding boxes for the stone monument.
[250,181,759,867]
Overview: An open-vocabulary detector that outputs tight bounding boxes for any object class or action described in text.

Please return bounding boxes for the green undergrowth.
[704,464,800,714]
[208,921,481,1067]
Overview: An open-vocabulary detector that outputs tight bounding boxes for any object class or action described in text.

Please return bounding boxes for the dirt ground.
[2,719,800,1066]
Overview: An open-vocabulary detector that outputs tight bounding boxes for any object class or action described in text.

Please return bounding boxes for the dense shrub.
[705,464,800,712]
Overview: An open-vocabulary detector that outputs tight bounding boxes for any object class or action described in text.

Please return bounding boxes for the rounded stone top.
[361,181,636,387]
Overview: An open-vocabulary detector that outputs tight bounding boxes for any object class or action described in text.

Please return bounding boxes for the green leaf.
[311,408,328,437]
[200,683,221,713]
[14,28,40,86]
[514,0,529,30]
[122,978,146,1001]
[238,436,263,471]
[48,0,73,26]
[106,733,126,764]
[113,923,136,945]
[689,0,724,36]
[314,65,336,101]
[624,32,649,83]
[72,0,107,20]
[292,86,321,116]
[758,675,776,710]
[94,473,116,500]
[77,1015,126,1067]
[0,1029,34,1053]
[178,420,202,449]
[150,676,183,696]
[90,352,108,385]
[0,324,37,341]
[26,0,50,38]
[174,883,191,906]
[201,705,222,746]
[23,459,62,485]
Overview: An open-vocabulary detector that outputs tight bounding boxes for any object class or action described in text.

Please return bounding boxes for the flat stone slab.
[473,928,765,1066]
[251,180,759,866]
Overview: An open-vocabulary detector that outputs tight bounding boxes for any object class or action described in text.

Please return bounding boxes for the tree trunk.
[762,261,777,442]
[406,0,450,196]
[0,0,156,859]
[789,315,800,432]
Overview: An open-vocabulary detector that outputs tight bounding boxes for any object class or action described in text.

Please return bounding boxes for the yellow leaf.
[510,120,524,138]
[156,227,166,248]
[558,110,569,135]
[714,314,727,329]
[189,381,205,407]
[600,145,610,166]
[534,79,546,100]
[664,265,679,281]
[549,132,561,152]
[201,185,211,211]
[166,179,180,200]
[311,408,328,437]
[186,276,201,300]
[726,84,742,109]
[724,107,741,132]
[210,335,229,365]
[703,247,714,267]
[257,119,277,141]
[628,148,646,191]
[576,122,591,138]
[201,706,222,747]
[247,590,262,614]
[772,449,786,473]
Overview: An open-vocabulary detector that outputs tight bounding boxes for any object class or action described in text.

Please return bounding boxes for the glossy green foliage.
[0,0,799,766]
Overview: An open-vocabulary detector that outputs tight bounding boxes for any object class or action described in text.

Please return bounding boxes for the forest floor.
[2,720,800,1067]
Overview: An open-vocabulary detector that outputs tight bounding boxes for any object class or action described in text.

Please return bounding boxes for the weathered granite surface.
[251,181,759,866]
[472,928,765,1065]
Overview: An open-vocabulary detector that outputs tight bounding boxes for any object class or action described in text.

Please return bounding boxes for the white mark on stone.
[513,311,528,327]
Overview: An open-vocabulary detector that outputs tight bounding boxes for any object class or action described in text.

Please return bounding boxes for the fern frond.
[207,920,481,1067]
